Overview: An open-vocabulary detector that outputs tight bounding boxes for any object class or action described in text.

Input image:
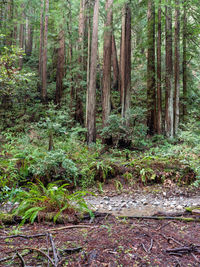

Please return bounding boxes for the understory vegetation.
[0,107,200,223]
[0,0,200,226]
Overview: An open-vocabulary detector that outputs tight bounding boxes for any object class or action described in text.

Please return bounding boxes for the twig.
[0,233,46,239]
[118,215,200,222]
[0,251,31,264]
[161,234,184,246]
[141,239,153,254]
[49,233,59,266]
[0,225,94,240]
[5,247,55,266]
[48,225,94,232]
[16,251,26,267]
[148,239,153,252]
[46,233,50,267]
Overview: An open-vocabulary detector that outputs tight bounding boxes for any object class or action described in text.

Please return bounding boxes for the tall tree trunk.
[19,5,25,69]
[120,3,131,123]
[182,0,187,120]
[55,29,65,105]
[102,0,113,127]
[174,0,180,135]
[5,0,13,46]
[86,2,91,127]
[165,0,174,138]
[41,0,49,102]
[66,0,74,110]
[147,0,156,135]
[157,0,162,135]
[112,34,119,91]
[75,0,86,125]
[39,0,44,82]
[87,0,100,144]
[25,18,33,57]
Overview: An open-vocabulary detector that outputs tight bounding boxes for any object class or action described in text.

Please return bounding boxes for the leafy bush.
[29,149,78,184]
[12,181,93,223]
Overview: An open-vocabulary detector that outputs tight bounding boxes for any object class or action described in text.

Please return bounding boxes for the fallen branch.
[0,251,31,264]
[49,233,60,266]
[117,215,200,222]
[4,247,55,266]
[16,251,26,267]
[0,233,46,239]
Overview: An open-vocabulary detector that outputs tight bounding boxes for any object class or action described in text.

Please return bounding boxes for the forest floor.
[0,185,200,267]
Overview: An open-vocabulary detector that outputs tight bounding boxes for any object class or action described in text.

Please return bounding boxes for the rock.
[176,205,183,210]
[108,205,112,211]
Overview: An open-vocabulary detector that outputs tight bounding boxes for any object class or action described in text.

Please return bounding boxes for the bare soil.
[0,212,200,267]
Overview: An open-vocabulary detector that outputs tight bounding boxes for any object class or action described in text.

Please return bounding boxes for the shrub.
[12,181,93,223]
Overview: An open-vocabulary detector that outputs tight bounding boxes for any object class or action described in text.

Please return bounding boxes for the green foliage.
[29,149,78,184]
[12,180,93,224]
[0,45,34,97]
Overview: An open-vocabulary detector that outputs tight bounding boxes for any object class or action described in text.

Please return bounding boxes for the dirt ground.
[0,211,200,267]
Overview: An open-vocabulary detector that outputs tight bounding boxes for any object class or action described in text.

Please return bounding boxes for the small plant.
[123,172,135,186]
[114,180,123,193]
[12,180,94,224]
[97,182,104,194]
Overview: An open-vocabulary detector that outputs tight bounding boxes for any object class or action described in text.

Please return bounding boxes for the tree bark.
[5,0,13,46]
[25,18,33,57]
[147,0,156,135]
[102,0,113,127]
[165,0,174,138]
[157,0,162,135]
[120,3,131,123]
[174,0,180,135]
[39,0,44,80]
[55,29,65,105]
[182,0,187,120]
[112,34,119,91]
[19,5,25,69]
[75,0,86,125]
[87,0,100,144]
[41,0,49,102]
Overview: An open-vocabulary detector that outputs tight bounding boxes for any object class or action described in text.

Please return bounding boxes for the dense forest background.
[0,0,200,197]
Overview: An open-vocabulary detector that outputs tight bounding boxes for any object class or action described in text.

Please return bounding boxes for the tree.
[120,3,131,123]
[55,29,65,105]
[87,0,100,144]
[41,0,49,102]
[39,0,44,84]
[182,0,187,120]
[75,0,87,125]
[147,0,156,135]
[165,0,173,138]
[157,0,162,135]
[174,0,180,135]
[112,34,119,91]
[102,0,113,127]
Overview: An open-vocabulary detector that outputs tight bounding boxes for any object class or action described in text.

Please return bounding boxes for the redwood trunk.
[182,0,187,120]
[55,30,65,105]
[147,0,156,135]
[41,0,49,102]
[157,0,162,135]
[87,0,100,144]
[75,0,86,125]
[39,0,44,80]
[102,0,113,127]
[121,4,131,123]
[112,34,119,91]
[165,0,174,138]
[174,0,180,135]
